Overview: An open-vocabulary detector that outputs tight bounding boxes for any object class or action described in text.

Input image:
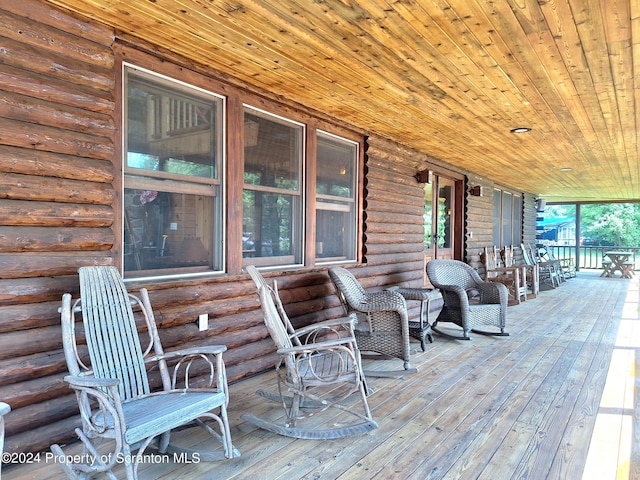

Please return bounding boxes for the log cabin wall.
[522,194,539,249]
[0,0,119,456]
[465,174,495,270]
[0,0,539,455]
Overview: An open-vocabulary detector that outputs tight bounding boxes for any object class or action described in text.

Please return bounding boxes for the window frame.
[314,130,359,265]
[122,63,227,281]
[492,187,523,247]
[241,105,306,268]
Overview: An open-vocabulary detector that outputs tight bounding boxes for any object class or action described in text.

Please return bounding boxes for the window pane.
[127,75,219,180]
[244,111,301,190]
[316,133,357,262]
[502,192,512,246]
[124,67,224,277]
[513,195,522,245]
[243,190,297,258]
[316,136,355,198]
[492,189,502,245]
[243,108,303,265]
[124,188,217,272]
[437,184,452,248]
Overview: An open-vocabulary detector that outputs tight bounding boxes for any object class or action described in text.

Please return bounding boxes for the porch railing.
[548,245,640,270]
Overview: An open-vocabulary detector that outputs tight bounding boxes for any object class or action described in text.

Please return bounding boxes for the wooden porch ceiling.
[45,0,640,202]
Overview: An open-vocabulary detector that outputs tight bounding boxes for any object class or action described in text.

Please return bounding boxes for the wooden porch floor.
[5,270,639,480]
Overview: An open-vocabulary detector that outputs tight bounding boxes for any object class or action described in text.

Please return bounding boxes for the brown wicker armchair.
[426,259,509,340]
[328,267,416,377]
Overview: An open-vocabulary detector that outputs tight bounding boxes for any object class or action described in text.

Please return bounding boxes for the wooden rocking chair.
[524,243,562,288]
[502,245,538,298]
[242,266,377,439]
[50,266,238,480]
[481,246,527,305]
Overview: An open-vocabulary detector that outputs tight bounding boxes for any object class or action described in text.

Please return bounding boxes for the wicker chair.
[0,401,9,477]
[426,259,509,340]
[243,266,378,439]
[328,267,415,377]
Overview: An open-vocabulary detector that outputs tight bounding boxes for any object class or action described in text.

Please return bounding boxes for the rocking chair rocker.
[242,266,378,439]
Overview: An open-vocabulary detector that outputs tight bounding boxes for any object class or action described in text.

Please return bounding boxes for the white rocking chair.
[242,266,377,439]
[50,266,238,480]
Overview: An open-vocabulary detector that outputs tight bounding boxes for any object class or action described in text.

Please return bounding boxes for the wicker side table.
[387,287,443,351]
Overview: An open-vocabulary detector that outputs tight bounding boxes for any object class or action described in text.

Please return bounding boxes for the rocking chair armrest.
[64,375,119,389]
[150,344,227,362]
[292,315,357,337]
[486,267,519,274]
[277,336,357,355]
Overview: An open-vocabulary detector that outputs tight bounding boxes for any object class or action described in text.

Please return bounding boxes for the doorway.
[424,176,455,260]
[423,174,463,282]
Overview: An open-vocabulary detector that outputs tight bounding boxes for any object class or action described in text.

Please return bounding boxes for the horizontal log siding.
[363,138,427,288]
[0,0,118,456]
[465,174,496,270]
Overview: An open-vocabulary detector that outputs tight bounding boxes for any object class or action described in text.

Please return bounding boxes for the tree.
[580,203,640,247]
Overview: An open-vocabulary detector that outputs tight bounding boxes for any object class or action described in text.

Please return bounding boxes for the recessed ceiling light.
[510,127,531,133]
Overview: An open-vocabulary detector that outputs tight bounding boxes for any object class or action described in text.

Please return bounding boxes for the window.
[493,188,522,247]
[315,132,358,263]
[123,65,225,278]
[122,61,361,278]
[242,107,304,267]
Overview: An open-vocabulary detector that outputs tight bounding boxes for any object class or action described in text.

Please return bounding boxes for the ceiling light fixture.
[559,167,573,172]
[510,127,531,133]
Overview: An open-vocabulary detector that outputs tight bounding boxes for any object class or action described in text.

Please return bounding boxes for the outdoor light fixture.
[510,127,531,133]
[415,169,432,184]
[470,185,483,196]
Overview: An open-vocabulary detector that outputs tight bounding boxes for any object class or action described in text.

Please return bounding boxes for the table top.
[606,251,633,256]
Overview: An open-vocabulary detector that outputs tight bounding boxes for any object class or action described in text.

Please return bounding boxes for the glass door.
[424,176,455,261]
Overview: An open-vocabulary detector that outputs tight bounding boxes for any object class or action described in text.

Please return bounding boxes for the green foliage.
[545,203,640,247]
[580,204,640,247]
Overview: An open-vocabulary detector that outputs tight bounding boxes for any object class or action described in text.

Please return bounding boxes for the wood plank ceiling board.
[42,0,640,202]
